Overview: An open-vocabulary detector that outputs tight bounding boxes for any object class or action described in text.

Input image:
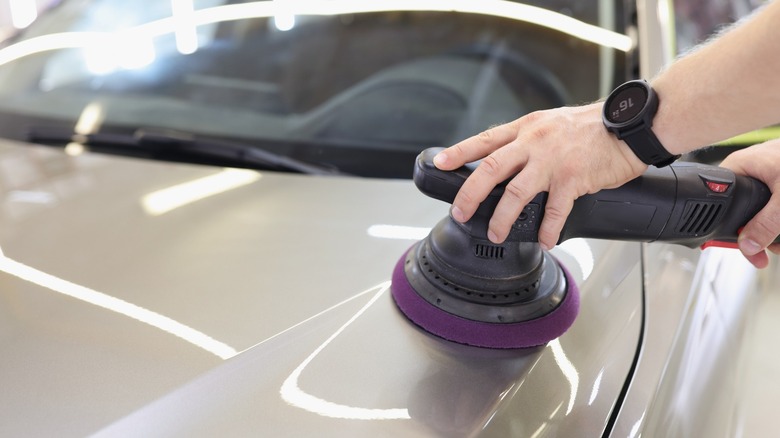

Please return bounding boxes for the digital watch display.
[605,84,648,124]
[602,80,680,167]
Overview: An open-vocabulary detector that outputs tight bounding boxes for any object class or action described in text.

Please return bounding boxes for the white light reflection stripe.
[74,102,105,135]
[280,281,411,420]
[629,412,646,438]
[238,283,384,354]
[557,238,595,280]
[588,368,603,405]
[171,0,199,54]
[183,0,632,51]
[0,0,632,67]
[0,32,102,66]
[141,168,261,216]
[10,0,38,29]
[0,255,238,360]
[273,0,296,31]
[367,225,431,240]
[550,339,579,415]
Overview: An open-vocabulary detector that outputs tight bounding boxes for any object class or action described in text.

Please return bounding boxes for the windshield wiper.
[27,127,346,176]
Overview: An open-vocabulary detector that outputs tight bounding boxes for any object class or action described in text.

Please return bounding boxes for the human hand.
[719,139,780,269]
[433,103,648,249]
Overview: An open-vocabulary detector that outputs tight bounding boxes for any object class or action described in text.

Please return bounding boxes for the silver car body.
[0,1,766,436]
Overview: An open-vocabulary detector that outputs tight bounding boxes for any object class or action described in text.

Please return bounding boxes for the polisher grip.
[560,163,775,247]
[414,147,777,248]
[413,147,503,205]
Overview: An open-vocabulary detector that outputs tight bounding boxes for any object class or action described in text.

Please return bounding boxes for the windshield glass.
[0,0,630,178]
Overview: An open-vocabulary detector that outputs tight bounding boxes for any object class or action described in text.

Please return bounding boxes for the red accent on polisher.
[390,247,580,349]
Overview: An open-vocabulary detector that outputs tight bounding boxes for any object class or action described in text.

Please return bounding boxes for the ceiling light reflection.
[588,368,603,405]
[528,401,563,438]
[550,339,579,415]
[74,102,105,135]
[186,0,632,51]
[84,34,156,74]
[629,412,646,438]
[0,32,96,67]
[367,224,431,240]
[0,254,237,359]
[7,190,55,204]
[274,14,296,31]
[0,0,632,69]
[64,143,86,156]
[10,0,38,29]
[557,238,595,280]
[273,0,296,31]
[172,0,199,54]
[141,168,261,216]
[280,281,411,420]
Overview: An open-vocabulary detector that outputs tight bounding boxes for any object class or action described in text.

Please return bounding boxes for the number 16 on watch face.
[617,98,633,113]
[607,86,647,124]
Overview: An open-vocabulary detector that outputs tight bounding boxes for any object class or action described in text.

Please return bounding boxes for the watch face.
[606,83,648,124]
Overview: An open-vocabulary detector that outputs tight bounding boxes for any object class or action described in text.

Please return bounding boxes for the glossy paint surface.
[611,244,761,438]
[0,140,644,436]
[0,1,768,436]
[98,240,643,437]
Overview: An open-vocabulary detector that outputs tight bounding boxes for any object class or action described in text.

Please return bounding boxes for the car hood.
[0,140,643,437]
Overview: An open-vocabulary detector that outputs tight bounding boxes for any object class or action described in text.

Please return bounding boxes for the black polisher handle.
[414,147,777,248]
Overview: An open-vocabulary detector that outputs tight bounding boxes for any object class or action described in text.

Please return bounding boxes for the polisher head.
[392,148,580,348]
[390,241,580,349]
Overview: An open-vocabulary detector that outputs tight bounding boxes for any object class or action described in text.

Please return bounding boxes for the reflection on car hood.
[0,140,642,437]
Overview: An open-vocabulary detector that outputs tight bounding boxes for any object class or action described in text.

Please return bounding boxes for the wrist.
[586,104,648,179]
[648,79,693,156]
[602,80,681,167]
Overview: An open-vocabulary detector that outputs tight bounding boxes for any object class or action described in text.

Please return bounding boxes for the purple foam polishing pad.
[390,247,580,349]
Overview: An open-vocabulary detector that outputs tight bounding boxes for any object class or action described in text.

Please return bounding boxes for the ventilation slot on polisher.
[676,201,723,235]
[474,244,505,260]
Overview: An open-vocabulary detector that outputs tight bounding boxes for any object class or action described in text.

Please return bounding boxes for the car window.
[0,0,630,177]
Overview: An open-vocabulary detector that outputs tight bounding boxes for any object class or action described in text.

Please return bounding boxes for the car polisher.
[391,147,777,349]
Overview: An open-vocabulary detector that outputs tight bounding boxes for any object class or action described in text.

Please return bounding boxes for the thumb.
[737,194,780,264]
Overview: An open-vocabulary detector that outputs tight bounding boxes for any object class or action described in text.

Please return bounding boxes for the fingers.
[487,166,576,247]
[434,103,644,248]
[537,188,577,250]
[486,165,546,243]
[741,250,770,270]
[440,111,563,227]
[449,139,530,225]
[721,142,780,268]
[434,122,528,225]
[753,243,780,269]
[738,195,780,263]
[433,122,520,171]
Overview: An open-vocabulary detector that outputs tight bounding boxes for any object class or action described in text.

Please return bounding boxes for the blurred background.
[0,0,58,40]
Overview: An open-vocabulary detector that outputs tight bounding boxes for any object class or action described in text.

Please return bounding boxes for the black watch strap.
[603,80,681,168]
[621,127,681,167]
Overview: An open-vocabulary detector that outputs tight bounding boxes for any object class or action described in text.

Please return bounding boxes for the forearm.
[651,0,780,155]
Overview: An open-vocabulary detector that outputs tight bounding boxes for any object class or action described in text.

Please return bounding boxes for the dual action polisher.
[391,147,777,349]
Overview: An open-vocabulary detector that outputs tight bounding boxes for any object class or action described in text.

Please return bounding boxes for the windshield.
[0,0,630,178]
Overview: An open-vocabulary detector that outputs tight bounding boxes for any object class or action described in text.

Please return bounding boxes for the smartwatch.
[602,80,680,167]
